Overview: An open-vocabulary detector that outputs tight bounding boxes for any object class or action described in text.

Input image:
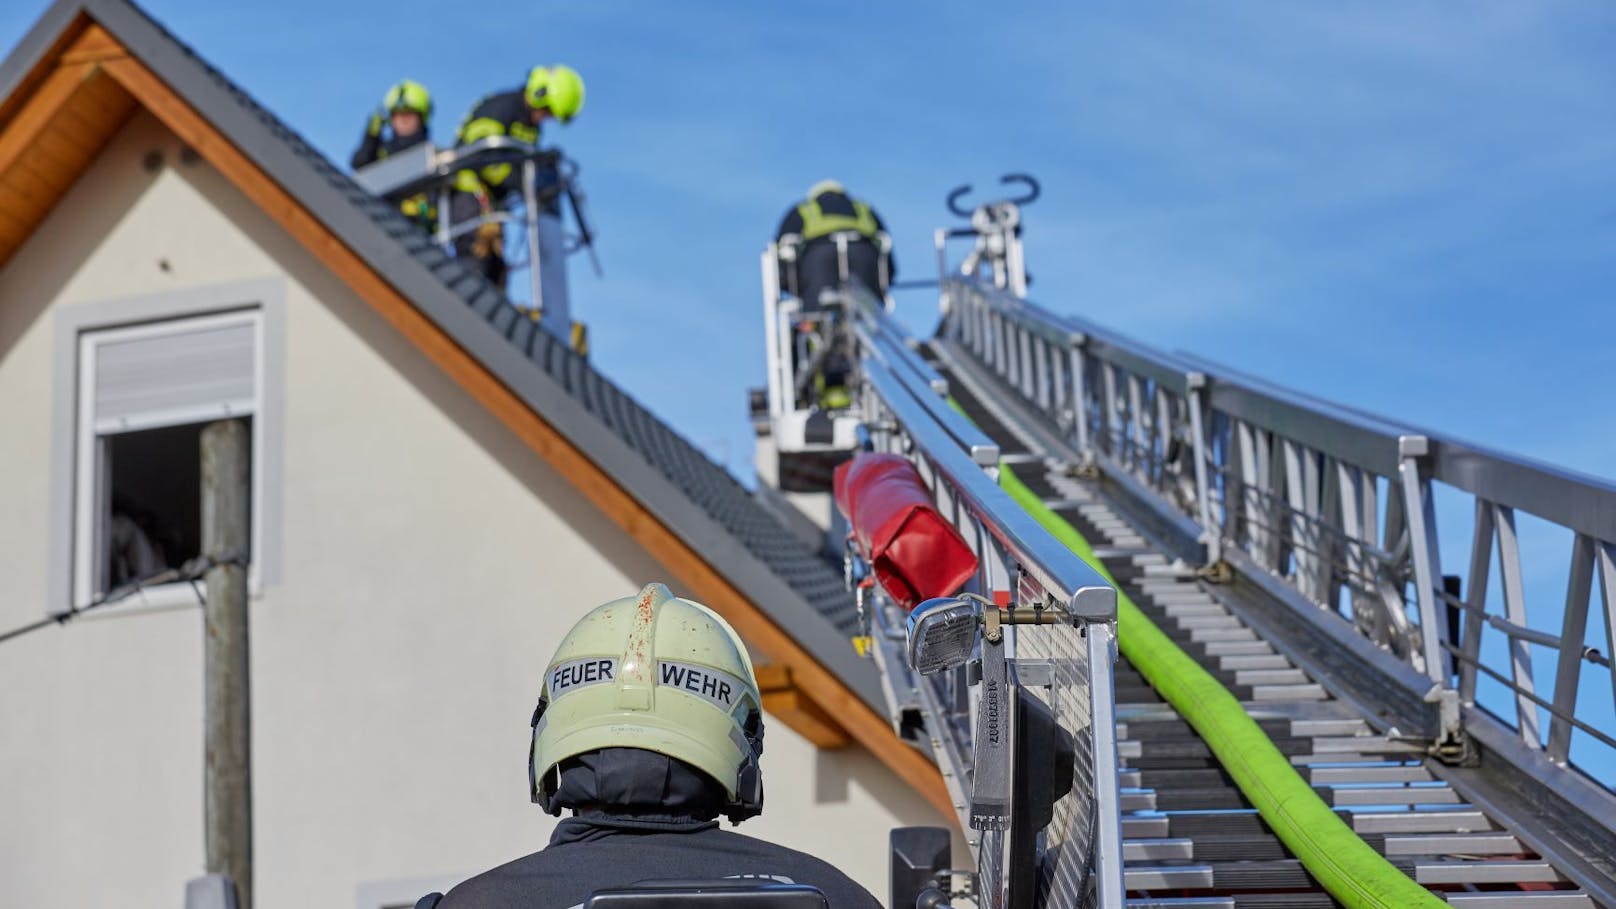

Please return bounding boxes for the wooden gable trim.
[0,12,90,127]
[58,23,127,66]
[0,33,956,819]
[0,22,135,268]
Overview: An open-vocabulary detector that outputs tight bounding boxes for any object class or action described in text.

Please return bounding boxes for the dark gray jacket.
[428,814,882,909]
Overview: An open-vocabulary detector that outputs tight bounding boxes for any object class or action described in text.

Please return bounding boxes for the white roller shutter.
[86,311,259,433]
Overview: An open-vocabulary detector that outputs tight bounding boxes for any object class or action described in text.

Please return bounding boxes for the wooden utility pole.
[202,419,252,909]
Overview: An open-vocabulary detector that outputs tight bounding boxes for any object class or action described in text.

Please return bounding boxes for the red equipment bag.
[833,453,979,610]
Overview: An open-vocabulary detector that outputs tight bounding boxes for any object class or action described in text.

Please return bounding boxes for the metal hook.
[945,173,1041,218]
[999,172,1040,206]
[945,184,975,217]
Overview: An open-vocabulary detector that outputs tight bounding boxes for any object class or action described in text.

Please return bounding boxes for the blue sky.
[5,3,1615,773]
[4,2,1609,481]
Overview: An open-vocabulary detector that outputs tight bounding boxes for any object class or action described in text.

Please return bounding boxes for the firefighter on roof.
[449,65,586,289]
[416,583,879,909]
[350,80,436,228]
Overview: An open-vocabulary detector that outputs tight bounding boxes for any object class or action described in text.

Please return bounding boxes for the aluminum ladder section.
[933,275,1616,908]
[844,296,1125,909]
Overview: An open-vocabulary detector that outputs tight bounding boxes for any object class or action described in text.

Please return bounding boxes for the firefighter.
[449,65,586,289]
[350,79,435,227]
[773,180,894,410]
[773,179,895,311]
[417,583,880,909]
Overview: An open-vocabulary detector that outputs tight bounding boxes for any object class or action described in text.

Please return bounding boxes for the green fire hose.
[998,462,1444,909]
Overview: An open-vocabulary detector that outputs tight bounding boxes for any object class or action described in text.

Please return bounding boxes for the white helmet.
[806,178,845,199]
[529,583,765,823]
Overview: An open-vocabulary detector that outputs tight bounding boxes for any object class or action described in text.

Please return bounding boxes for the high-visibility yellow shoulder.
[459,116,507,145]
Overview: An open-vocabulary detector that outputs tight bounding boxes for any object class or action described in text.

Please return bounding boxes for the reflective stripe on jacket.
[795,193,878,241]
[453,89,541,194]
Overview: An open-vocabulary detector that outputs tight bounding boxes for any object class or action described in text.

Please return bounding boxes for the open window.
[71,309,263,610]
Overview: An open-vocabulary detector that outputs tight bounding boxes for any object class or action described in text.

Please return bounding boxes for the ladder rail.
[942,339,1614,908]
[859,357,1114,621]
[852,335,1123,906]
[940,275,1616,902]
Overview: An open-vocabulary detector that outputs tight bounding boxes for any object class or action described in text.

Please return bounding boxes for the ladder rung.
[1218,654,1293,671]
[1124,864,1214,890]
[1122,815,1170,838]
[1123,837,1195,861]
[1310,735,1425,754]
[1234,668,1310,686]
[1190,627,1258,643]
[1152,593,1218,607]
[1384,833,1523,856]
[1138,584,1199,598]
[1249,683,1328,701]
[1175,615,1245,631]
[1289,717,1370,737]
[1311,764,1432,785]
[1291,752,1387,765]
[1352,809,1492,834]
[1138,563,1194,578]
[1444,892,1593,907]
[1414,859,1565,885]
[1202,640,1274,656]
[1091,548,1166,563]
[1120,788,1156,811]
[1329,785,1462,806]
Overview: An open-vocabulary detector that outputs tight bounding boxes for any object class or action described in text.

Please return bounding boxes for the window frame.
[73,309,265,611]
[48,278,285,617]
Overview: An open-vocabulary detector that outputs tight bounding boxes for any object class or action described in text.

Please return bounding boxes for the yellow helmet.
[525,64,586,123]
[382,79,432,119]
[529,583,764,823]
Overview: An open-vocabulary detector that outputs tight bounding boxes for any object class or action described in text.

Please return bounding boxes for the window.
[71,309,264,610]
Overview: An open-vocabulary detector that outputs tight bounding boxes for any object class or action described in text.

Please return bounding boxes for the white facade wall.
[0,112,951,908]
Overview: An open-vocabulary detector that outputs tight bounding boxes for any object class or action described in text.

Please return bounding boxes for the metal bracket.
[1427,688,1477,766]
[1010,658,1055,688]
[1197,559,1234,585]
[983,605,1003,644]
[969,634,1012,830]
[1069,459,1101,481]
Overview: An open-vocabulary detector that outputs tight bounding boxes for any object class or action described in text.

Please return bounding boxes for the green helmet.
[529,583,764,823]
[382,79,432,119]
[525,64,586,123]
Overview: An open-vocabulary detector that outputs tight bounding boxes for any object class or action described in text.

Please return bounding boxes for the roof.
[0,3,902,749]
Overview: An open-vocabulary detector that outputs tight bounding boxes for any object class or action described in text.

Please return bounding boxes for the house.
[0,1,956,905]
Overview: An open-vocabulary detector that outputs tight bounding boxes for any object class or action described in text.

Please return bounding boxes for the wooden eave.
[0,20,136,267]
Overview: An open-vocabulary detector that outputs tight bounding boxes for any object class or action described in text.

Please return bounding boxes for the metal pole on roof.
[201,418,252,909]
[523,157,544,319]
